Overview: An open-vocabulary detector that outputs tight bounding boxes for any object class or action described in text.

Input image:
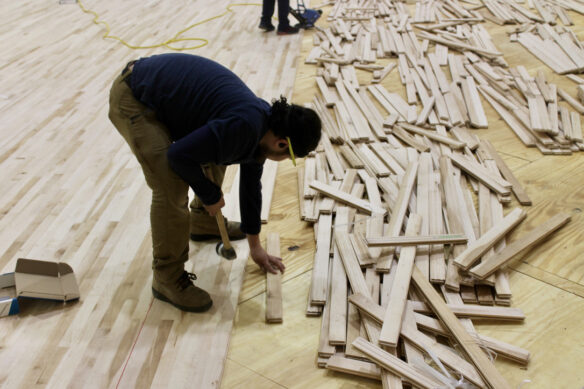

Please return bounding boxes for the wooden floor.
[0,1,302,388]
[1,1,583,389]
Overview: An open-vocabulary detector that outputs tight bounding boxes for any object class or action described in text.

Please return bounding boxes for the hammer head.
[216,241,237,260]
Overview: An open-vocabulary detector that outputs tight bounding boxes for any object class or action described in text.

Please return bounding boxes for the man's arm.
[167,124,222,206]
[247,234,285,274]
[240,163,284,274]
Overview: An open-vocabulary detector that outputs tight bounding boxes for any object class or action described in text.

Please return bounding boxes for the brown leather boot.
[152,271,212,312]
[190,210,246,242]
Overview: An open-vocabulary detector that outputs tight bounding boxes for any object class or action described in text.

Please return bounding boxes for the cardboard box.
[0,258,79,317]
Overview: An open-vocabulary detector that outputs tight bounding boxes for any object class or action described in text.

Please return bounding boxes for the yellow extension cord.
[77,0,264,51]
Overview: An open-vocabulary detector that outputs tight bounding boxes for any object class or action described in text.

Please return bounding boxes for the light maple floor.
[0,1,583,389]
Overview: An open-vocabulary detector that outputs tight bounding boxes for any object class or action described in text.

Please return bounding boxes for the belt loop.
[120,60,137,87]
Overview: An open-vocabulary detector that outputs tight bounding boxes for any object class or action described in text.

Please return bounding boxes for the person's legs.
[276,0,299,35]
[189,163,246,242]
[108,69,212,312]
[259,0,276,31]
[276,0,290,28]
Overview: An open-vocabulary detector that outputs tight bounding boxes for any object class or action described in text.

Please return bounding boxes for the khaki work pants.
[108,68,225,282]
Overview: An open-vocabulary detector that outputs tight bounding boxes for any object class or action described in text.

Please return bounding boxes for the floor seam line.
[510,268,584,299]
[237,268,313,304]
[226,358,289,388]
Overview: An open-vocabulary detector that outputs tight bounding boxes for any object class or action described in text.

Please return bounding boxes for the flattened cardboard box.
[0,258,80,317]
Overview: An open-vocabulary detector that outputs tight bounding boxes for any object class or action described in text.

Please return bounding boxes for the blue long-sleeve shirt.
[127,53,270,234]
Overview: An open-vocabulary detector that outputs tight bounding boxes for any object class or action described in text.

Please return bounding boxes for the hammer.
[203,165,237,260]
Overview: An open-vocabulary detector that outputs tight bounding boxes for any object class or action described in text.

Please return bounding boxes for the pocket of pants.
[128,114,172,180]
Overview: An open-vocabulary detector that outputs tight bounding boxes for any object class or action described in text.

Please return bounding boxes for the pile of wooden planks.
[298,143,570,386]
[513,23,584,74]
[481,0,584,74]
[480,0,584,26]
[477,65,584,153]
[296,0,576,387]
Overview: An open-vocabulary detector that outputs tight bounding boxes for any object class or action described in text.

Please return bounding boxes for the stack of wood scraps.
[514,23,584,74]
[476,65,584,153]
[294,0,578,386]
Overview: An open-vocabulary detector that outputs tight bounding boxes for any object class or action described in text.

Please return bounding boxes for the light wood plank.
[411,267,512,389]
[265,232,283,323]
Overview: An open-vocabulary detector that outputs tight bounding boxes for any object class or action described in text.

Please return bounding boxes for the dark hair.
[268,96,321,158]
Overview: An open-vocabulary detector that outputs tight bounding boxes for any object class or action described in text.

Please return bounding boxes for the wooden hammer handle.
[203,164,233,250]
[215,210,233,250]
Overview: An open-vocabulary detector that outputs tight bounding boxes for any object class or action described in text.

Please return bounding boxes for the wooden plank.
[393,125,431,153]
[461,284,478,303]
[315,76,337,107]
[400,309,487,388]
[411,267,513,389]
[358,144,391,177]
[399,122,466,149]
[570,111,583,142]
[366,234,467,247]
[415,96,435,125]
[429,171,446,284]
[369,143,406,175]
[318,258,336,357]
[413,313,530,365]
[370,84,410,119]
[479,140,532,205]
[558,87,584,114]
[310,214,333,305]
[319,132,345,181]
[339,144,365,169]
[449,153,512,196]
[309,180,386,216]
[417,31,503,58]
[328,243,347,345]
[352,337,443,389]
[479,87,538,147]
[453,208,527,270]
[470,213,572,279]
[377,162,419,272]
[444,91,465,126]
[344,294,365,359]
[372,63,397,84]
[335,209,369,297]
[363,175,383,260]
[261,160,278,223]
[461,76,488,128]
[325,353,381,380]
[428,52,451,93]
[476,285,495,305]
[265,232,283,323]
[350,292,525,322]
[379,214,422,347]
[408,300,525,321]
[451,126,479,150]
[297,168,307,221]
[304,157,317,198]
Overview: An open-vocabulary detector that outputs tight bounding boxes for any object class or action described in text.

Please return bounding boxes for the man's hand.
[250,245,285,274]
[204,196,225,216]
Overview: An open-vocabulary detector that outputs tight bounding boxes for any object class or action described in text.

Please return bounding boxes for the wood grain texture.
[0,2,303,388]
[3,1,584,389]
[411,267,512,389]
[265,232,283,323]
